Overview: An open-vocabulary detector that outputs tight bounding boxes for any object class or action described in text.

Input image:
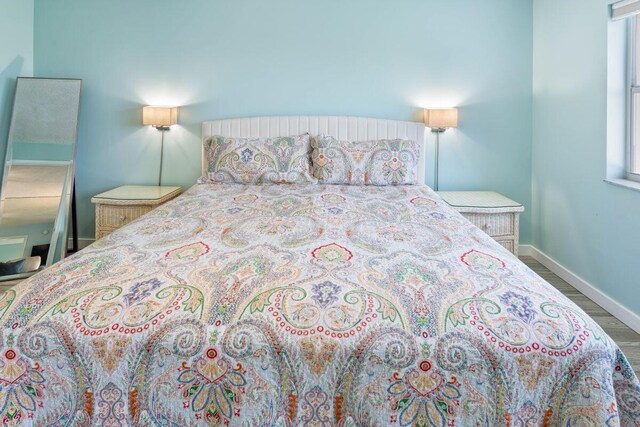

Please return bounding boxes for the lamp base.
[158,129,167,186]
[434,131,440,191]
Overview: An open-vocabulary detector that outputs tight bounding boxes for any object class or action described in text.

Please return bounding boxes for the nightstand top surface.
[437,191,524,211]
[92,185,182,202]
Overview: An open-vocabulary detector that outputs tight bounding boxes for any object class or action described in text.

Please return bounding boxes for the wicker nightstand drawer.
[95,226,118,241]
[495,239,515,254]
[461,212,515,238]
[97,205,153,228]
[92,186,182,240]
[437,191,524,256]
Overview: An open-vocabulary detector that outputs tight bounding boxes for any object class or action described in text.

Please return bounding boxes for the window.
[630,16,640,181]
[613,0,640,182]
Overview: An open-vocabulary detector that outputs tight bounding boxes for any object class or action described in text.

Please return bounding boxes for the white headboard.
[202,116,427,183]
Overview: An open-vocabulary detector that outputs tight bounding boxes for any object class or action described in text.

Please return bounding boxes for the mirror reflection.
[0,78,81,280]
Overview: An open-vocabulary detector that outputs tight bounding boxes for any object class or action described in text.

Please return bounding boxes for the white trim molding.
[518,245,536,257]
[605,178,640,192]
[519,244,640,335]
[68,238,95,251]
[612,0,640,21]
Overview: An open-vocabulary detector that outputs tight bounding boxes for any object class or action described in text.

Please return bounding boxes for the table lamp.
[424,108,458,191]
[143,106,179,186]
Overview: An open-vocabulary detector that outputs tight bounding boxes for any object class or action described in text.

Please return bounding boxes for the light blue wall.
[0,0,34,166]
[34,0,534,240]
[533,0,640,316]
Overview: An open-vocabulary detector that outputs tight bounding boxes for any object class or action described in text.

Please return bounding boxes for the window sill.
[604,178,640,192]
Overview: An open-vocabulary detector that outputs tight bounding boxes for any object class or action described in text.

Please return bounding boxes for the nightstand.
[437,191,524,256]
[91,185,182,240]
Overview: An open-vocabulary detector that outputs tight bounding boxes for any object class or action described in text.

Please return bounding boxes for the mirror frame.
[1,77,82,271]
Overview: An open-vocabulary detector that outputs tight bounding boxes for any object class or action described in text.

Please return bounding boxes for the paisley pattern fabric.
[200,134,316,184]
[1,183,638,426]
[311,135,420,185]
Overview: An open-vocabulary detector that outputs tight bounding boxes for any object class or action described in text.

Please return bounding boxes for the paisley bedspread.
[0,183,638,426]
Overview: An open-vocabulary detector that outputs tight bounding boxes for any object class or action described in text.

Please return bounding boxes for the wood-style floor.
[521,256,640,375]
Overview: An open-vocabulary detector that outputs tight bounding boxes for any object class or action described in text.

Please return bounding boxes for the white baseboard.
[519,244,640,335]
[68,238,95,250]
[518,244,535,257]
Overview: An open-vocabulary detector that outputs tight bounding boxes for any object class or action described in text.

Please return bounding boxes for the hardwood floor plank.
[565,295,611,316]
[520,256,640,375]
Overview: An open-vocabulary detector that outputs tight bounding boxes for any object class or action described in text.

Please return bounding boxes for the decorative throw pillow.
[199,134,316,184]
[310,135,420,185]
[0,259,25,276]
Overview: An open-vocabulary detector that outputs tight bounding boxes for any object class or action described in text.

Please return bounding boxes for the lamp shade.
[143,106,179,127]
[424,108,458,129]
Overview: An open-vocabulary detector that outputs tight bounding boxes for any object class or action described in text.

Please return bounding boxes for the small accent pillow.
[311,135,420,185]
[0,259,25,277]
[199,134,316,184]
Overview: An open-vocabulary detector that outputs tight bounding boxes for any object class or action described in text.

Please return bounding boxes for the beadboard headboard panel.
[202,116,427,183]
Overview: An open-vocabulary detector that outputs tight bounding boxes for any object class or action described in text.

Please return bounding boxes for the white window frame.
[628,16,640,183]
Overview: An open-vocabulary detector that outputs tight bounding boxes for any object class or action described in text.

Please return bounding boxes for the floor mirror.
[0,77,81,281]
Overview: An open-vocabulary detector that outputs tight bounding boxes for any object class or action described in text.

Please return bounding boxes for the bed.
[0,116,638,426]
